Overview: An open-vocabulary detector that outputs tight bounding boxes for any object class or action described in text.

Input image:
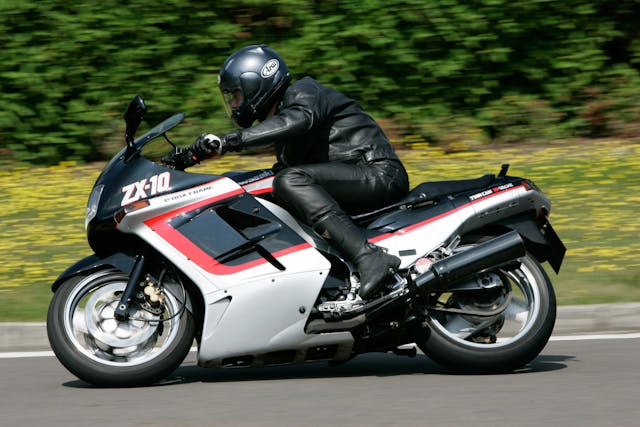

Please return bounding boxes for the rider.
[188,45,409,299]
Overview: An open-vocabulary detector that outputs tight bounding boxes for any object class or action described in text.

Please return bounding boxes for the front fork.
[114,254,146,321]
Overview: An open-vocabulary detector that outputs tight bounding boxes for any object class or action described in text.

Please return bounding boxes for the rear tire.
[47,268,195,387]
[415,246,556,373]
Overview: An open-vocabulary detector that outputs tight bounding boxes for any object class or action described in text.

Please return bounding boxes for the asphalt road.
[1,336,639,427]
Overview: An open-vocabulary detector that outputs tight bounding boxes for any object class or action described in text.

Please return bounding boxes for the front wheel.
[415,244,556,373]
[47,268,195,386]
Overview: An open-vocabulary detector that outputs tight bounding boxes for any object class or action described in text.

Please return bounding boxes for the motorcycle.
[47,95,566,387]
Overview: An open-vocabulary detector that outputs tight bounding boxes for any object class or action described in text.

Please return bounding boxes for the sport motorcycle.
[47,96,566,387]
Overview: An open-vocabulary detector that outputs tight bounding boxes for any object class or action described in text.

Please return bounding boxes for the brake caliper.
[140,275,165,315]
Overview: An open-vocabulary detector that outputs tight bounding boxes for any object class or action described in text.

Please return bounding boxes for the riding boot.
[314,213,401,299]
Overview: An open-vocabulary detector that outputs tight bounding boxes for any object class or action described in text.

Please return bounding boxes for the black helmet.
[218,45,291,128]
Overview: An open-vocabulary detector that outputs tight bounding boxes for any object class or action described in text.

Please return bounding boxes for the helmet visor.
[220,89,243,119]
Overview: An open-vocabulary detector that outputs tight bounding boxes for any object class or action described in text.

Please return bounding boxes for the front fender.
[51,252,137,292]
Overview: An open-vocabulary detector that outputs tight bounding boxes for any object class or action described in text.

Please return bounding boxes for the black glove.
[221,130,243,152]
[162,147,199,170]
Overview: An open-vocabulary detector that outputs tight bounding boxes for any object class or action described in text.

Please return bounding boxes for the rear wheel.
[47,268,195,386]
[415,239,556,373]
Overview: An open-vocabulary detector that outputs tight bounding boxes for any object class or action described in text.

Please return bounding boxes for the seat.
[350,174,496,225]
[403,174,496,203]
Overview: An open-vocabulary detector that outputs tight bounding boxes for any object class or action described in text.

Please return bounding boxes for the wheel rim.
[63,269,184,367]
[428,257,542,349]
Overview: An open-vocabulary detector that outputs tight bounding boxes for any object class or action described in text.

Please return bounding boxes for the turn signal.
[114,200,150,224]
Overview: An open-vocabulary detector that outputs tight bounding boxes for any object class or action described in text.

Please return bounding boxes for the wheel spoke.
[72,309,88,335]
[443,315,474,337]
[459,317,502,341]
[503,297,530,326]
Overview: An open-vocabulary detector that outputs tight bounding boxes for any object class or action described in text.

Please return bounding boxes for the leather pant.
[272,159,409,227]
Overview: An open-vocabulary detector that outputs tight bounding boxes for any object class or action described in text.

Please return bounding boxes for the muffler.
[413,230,526,293]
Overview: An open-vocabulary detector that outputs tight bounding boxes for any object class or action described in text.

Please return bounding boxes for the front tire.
[47,268,195,387]
[415,247,556,373]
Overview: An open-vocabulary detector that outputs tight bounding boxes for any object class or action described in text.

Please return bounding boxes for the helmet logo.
[261,59,279,78]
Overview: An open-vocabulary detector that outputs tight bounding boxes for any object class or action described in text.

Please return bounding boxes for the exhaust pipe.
[413,230,526,293]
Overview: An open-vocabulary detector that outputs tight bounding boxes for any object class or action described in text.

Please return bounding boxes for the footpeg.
[393,346,417,358]
[318,293,365,319]
[318,274,408,319]
[387,273,406,291]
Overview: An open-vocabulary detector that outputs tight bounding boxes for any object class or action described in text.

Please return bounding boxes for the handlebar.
[162,147,199,171]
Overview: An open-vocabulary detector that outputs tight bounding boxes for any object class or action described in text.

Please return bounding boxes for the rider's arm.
[226,80,323,150]
[239,105,312,147]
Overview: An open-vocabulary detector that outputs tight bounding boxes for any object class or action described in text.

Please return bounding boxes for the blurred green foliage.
[1,0,640,164]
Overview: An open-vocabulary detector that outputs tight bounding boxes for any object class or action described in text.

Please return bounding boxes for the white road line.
[0,350,54,359]
[1,334,639,359]
[549,332,640,341]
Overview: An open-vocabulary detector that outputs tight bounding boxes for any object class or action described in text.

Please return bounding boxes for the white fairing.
[117,177,353,365]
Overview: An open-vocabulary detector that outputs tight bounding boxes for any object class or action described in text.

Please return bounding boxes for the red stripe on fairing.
[370,184,526,244]
[243,176,274,195]
[152,218,310,274]
[247,187,274,195]
[144,185,310,275]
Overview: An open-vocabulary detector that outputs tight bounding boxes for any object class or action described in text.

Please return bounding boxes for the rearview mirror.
[124,95,147,144]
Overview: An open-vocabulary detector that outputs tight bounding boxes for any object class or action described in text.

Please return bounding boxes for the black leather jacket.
[238,77,399,167]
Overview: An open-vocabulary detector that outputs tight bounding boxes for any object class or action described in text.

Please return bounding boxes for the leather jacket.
[237,77,398,167]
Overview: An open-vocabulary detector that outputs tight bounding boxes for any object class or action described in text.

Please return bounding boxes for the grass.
[0,140,638,321]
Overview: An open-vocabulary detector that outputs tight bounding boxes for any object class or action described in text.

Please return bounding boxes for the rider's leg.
[313,211,400,298]
[272,161,408,298]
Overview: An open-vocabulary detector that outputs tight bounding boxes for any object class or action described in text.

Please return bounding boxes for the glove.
[191,130,244,160]
[162,147,199,170]
[221,130,243,152]
[192,132,223,159]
